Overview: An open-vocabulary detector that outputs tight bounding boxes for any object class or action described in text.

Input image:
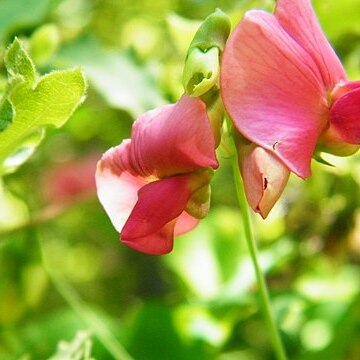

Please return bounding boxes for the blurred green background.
[0,0,359,359]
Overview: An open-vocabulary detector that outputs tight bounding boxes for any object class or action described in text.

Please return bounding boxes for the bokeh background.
[0,0,359,359]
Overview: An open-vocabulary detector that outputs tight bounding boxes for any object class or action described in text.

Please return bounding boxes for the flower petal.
[130,95,218,178]
[174,212,199,235]
[121,210,200,256]
[221,10,328,178]
[121,174,196,240]
[329,87,360,144]
[121,220,176,255]
[238,140,290,219]
[275,0,346,88]
[95,142,146,233]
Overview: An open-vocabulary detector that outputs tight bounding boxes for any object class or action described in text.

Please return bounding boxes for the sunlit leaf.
[5,38,36,83]
[0,38,87,173]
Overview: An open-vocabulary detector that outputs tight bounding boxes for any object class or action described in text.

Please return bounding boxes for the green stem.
[227,124,287,360]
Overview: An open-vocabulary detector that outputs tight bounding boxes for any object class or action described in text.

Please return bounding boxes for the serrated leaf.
[0,67,87,171]
[5,37,36,84]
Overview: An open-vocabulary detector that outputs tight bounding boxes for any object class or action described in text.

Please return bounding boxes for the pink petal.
[238,141,290,219]
[130,95,218,178]
[122,213,199,255]
[331,80,360,102]
[174,212,199,235]
[121,174,195,239]
[221,10,328,178]
[122,220,176,255]
[95,142,146,232]
[329,87,360,144]
[275,0,346,88]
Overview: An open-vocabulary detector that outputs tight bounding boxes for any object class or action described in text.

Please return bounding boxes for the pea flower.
[236,134,290,219]
[96,96,218,255]
[221,0,360,216]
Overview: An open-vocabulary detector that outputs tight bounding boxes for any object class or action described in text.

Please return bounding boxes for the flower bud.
[183,8,231,97]
[183,47,220,96]
[237,136,290,218]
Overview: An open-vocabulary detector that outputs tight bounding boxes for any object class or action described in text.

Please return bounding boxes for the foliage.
[0,38,86,174]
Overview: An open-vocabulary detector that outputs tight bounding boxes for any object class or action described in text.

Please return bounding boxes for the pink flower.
[236,136,290,219]
[221,0,360,180]
[96,95,218,255]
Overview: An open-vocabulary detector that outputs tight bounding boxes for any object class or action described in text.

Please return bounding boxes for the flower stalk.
[226,120,288,360]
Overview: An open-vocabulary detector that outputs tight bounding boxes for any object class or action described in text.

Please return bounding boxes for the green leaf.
[5,38,36,84]
[10,69,86,129]
[0,68,87,171]
[0,38,87,173]
[0,99,13,132]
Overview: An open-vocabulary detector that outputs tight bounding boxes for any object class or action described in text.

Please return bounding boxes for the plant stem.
[227,127,288,360]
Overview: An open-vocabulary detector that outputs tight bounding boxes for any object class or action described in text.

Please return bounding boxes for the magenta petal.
[122,220,176,255]
[130,95,218,178]
[96,142,146,233]
[121,174,194,240]
[221,10,328,178]
[329,87,360,144]
[275,0,346,88]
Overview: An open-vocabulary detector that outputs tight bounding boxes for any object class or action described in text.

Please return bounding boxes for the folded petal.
[130,95,218,178]
[121,174,193,239]
[221,10,328,178]
[96,144,204,255]
[329,87,360,144]
[238,140,290,219]
[275,0,346,88]
[95,142,146,232]
[124,211,199,255]
[122,219,177,255]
